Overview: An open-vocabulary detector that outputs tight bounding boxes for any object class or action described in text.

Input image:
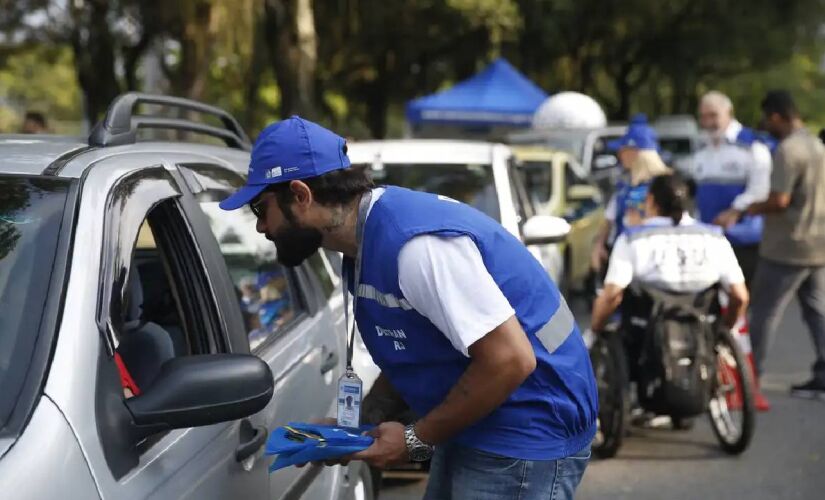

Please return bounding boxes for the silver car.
[0,94,374,500]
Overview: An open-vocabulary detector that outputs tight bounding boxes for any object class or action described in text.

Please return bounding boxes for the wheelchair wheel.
[590,329,628,458]
[707,328,755,455]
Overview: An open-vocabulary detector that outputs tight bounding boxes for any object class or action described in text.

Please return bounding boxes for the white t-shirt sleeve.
[603,234,634,288]
[397,234,516,357]
[716,237,746,288]
[732,142,772,211]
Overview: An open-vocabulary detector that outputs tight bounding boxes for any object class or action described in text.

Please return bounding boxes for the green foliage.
[1,0,825,136]
[0,44,81,133]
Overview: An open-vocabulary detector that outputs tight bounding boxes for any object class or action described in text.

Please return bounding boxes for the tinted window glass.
[519,160,554,208]
[0,175,70,425]
[369,163,500,221]
[180,166,306,352]
[659,138,693,155]
[307,251,335,299]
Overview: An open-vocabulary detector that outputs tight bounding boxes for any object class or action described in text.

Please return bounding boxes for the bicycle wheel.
[590,330,628,458]
[707,328,756,455]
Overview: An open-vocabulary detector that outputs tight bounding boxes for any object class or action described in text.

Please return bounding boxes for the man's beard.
[269,221,323,267]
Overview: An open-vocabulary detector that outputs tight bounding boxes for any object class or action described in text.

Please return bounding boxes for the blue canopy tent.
[406,58,548,130]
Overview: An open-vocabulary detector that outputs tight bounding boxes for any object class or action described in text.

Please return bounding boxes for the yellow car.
[510,145,605,296]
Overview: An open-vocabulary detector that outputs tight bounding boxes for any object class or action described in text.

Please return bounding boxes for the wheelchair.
[589,283,756,458]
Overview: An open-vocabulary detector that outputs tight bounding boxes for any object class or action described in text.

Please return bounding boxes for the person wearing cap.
[692,91,772,287]
[590,114,671,274]
[220,116,597,499]
[590,173,749,344]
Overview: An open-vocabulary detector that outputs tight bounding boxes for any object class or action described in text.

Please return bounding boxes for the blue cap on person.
[607,113,659,151]
[219,116,351,211]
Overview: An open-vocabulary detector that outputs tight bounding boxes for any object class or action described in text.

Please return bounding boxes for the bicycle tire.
[707,328,756,455]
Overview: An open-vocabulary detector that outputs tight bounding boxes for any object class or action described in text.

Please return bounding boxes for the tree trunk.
[265,0,318,119]
[242,15,269,132]
[70,0,121,128]
[173,0,213,102]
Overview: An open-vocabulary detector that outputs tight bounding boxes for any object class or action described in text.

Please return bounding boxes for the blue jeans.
[423,443,591,500]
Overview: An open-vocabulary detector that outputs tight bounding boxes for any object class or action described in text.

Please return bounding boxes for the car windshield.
[370,163,500,221]
[0,175,70,427]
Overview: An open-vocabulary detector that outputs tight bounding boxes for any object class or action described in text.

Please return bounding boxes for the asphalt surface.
[380,299,825,500]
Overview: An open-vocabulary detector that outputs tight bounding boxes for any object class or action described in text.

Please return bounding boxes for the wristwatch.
[404,424,434,462]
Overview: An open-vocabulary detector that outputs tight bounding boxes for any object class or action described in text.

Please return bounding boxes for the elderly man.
[692,91,772,286]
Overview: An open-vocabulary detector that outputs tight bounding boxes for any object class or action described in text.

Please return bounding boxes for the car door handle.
[236,419,268,463]
[320,347,339,374]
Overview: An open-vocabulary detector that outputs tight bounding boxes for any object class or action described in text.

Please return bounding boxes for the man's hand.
[747,192,791,216]
[713,208,741,229]
[350,422,408,469]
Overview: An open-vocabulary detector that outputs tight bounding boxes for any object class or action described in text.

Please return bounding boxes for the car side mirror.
[523,215,571,245]
[567,185,602,204]
[125,354,273,439]
[593,154,618,170]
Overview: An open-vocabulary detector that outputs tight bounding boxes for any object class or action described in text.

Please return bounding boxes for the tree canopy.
[2,0,825,138]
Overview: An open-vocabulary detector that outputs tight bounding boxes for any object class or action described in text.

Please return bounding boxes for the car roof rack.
[89,92,252,151]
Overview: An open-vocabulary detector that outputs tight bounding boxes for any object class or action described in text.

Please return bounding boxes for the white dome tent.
[531,91,607,130]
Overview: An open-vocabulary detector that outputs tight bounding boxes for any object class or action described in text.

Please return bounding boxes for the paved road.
[380,300,825,499]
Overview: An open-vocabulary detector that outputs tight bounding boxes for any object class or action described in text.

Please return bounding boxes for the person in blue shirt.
[591,114,671,273]
[219,116,598,499]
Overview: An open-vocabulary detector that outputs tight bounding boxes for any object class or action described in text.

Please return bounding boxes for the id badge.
[337,370,363,428]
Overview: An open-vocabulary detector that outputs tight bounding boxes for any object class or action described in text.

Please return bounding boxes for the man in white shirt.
[592,174,749,333]
[691,91,772,285]
[219,116,597,500]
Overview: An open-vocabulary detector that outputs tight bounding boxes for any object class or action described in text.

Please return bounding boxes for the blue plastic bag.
[266,422,374,472]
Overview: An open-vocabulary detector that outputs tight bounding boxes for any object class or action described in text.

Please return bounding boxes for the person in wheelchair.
[590,174,750,425]
[591,173,749,335]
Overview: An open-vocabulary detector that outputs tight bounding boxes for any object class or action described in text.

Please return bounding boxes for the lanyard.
[342,190,372,370]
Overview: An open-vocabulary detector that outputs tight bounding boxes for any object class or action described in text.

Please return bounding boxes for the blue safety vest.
[345,187,597,460]
[614,179,650,241]
[694,127,766,246]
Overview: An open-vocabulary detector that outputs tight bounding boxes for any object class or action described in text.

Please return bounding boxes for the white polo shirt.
[604,214,745,293]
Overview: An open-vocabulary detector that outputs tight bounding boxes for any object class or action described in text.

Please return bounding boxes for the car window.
[367,163,501,221]
[591,135,622,172]
[659,137,693,155]
[518,160,554,208]
[0,175,71,430]
[96,179,229,463]
[307,251,336,299]
[565,161,588,189]
[179,164,307,352]
[117,216,191,398]
[507,162,534,225]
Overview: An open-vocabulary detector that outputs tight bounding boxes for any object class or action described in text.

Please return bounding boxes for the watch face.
[409,446,433,462]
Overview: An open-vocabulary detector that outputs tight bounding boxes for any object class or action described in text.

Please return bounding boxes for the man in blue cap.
[221,116,597,499]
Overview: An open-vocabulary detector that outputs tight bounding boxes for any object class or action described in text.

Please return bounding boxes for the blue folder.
[266,422,374,472]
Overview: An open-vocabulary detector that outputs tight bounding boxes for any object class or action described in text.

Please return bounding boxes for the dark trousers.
[749,258,825,384]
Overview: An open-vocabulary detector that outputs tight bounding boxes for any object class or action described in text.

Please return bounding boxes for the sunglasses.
[249,196,268,218]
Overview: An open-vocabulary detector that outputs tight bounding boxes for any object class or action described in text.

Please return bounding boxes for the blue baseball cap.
[607,114,659,151]
[256,267,284,289]
[219,116,351,211]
